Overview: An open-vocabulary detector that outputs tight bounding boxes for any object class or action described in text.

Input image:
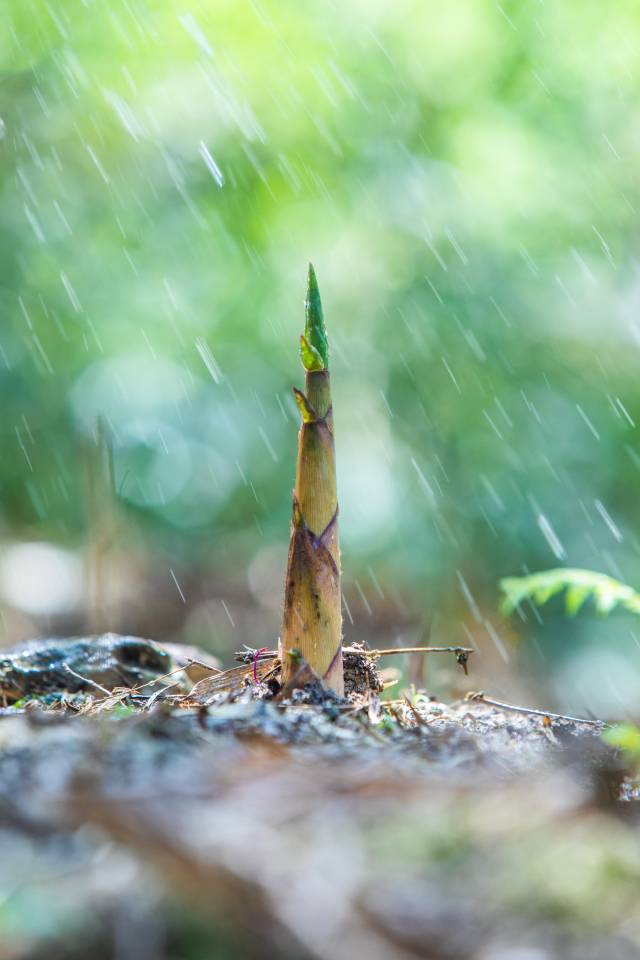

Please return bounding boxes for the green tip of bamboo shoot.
[304,263,329,370]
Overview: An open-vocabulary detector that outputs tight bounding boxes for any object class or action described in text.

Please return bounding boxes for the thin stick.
[235,645,473,662]
[403,696,427,728]
[64,664,112,697]
[132,655,223,693]
[465,691,606,727]
[364,646,473,658]
[144,681,182,711]
[87,663,191,705]
[131,664,192,691]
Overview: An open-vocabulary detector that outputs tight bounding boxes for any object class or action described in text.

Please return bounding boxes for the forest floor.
[0,635,638,960]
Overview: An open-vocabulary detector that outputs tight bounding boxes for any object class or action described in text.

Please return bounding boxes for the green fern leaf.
[499,568,640,619]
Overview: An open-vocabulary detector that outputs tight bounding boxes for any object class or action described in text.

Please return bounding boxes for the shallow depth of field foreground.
[3,2,640,958]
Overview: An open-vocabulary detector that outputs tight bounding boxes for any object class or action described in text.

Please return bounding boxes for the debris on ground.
[0,634,634,960]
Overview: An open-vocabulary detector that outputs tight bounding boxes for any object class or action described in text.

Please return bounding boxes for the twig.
[363,646,473,657]
[465,691,606,727]
[72,662,190,707]
[132,664,193,691]
[64,664,112,697]
[362,645,472,676]
[387,705,405,727]
[144,681,182,711]
[403,696,428,728]
[235,645,473,663]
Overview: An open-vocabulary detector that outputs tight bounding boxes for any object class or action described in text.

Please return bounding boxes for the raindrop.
[457,571,481,623]
[537,513,567,560]
[258,425,278,463]
[220,599,235,627]
[169,568,186,603]
[195,337,223,383]
[342,593,354,626]
[24,204,45,242]
[354,579,372,616]
[178,13,213,57]
[199,141,224,188]
[594,499,623,542]
[484,619,510,662]
[576,404,600,440]
[441,356,461,394]
[60,271,82,313]
[85,144,110,184]
[410,457,434,499]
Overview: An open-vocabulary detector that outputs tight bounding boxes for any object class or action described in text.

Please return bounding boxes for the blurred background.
[2,0,640,715]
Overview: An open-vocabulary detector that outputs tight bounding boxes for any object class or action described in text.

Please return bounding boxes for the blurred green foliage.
[500,568,640,618]
[603,723,640,762]
[3,0,640,703]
